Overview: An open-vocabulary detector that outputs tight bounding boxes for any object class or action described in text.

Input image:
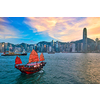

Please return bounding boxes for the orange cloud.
[25,17,100,42]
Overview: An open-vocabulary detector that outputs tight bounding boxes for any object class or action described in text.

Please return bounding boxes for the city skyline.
[0,17,100,44]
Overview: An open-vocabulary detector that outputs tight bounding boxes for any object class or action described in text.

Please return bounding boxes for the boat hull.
[15,62,46,74]
[20,69,41,74]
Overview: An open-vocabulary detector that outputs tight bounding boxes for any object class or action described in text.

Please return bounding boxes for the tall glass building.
[83,28,87,52]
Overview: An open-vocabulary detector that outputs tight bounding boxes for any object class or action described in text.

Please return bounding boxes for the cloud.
[0,18,20,39]
[0,17,8,23]
[5,36,19,39]
[25,17,100,42]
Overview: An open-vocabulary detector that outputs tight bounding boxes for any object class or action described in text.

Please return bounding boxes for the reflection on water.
[73,53,100,84]
[1,53,100,84]
[16,70,44,84]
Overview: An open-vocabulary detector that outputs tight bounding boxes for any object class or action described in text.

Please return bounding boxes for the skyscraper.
[51,40,54,52]
[83,28,87,52]
[72,43,75,52]
[0,43,2,52]
[56,41,59,52]
[95,38,99,47]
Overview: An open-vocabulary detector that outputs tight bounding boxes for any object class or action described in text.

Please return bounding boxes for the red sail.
[29,49,39,63]
[40,53,45,61]
[15,56,22,64]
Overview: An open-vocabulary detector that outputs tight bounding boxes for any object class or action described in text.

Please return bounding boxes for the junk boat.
[15,49,46,74]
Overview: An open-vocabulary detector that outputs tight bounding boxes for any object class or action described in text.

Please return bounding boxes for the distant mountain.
[87,38,95,44]
[37,41,51,45]
[71,38,95,44]
[0,38,95,47]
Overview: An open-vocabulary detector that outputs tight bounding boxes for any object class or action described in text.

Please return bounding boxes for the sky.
[0,17,100,44]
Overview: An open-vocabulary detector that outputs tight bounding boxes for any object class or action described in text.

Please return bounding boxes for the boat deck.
[26,63,41,66]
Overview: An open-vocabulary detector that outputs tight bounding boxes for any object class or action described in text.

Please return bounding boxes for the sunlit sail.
[40,53,45,61]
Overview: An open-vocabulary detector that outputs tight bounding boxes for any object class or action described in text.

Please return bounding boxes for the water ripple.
[0,53,100,84]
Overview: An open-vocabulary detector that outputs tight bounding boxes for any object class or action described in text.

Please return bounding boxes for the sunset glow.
[0,17,100,44]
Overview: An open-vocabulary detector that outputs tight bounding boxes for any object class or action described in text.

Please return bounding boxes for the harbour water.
[0,53,100,84]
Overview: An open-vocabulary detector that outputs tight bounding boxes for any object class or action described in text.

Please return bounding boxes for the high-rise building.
[95,38,99,47]
[56,41,59,52]
[0,43,2,52]
[72,43,75,52]
[49,46,52,52]
[37,43,41,52]
[30,46,33,52]
[2,43,5,52]
[95,38,99,51]
[34,44,37,52]
[51,40,54,52]
[15,47,22,52]
[83,28,87,52]
[81,43,83,52]
[5,43,8,51]
[46,45,49,52]
[24,43,27,51]
[41,44,44,52]
[44,44,46,52]
[9,44,13,52]
[51,40,54,47]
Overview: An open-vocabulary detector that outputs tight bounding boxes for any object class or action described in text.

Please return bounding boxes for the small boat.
[1,52,27,56]
[15,49,46,74]
[48,52,55,54]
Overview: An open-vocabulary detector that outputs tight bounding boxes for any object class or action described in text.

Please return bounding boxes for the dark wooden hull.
[20,68,42,74]
[15,62,46,74]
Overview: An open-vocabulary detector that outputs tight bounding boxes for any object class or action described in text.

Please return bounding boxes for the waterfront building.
[24,43,27,51]
[2,43,5,52]
[41,44,44,52]
[0,43,2,52]
[95,38,99,51]
[65,43,69,52]
[89,43,95,52]
[30,46,33,52]
[44,44,46,52]
[83,28,87,52]
[59,44,62,52]
[49,45,51,52]
[34,44,37,52]
[56,41,59,52]
[47,45,49,52]
[81,43,83,52]
[63,44,67,52]
[37,43,41,52]
[5,43,8,51]
[27,47,29,52]
[72,43,75,52]
[95,38,99,46]
[15,47,22,53]
[7,46,9,52]
[78,43,81,52]
[51,40,54,47]
[98,42,100,52]
[51,40,54,52]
